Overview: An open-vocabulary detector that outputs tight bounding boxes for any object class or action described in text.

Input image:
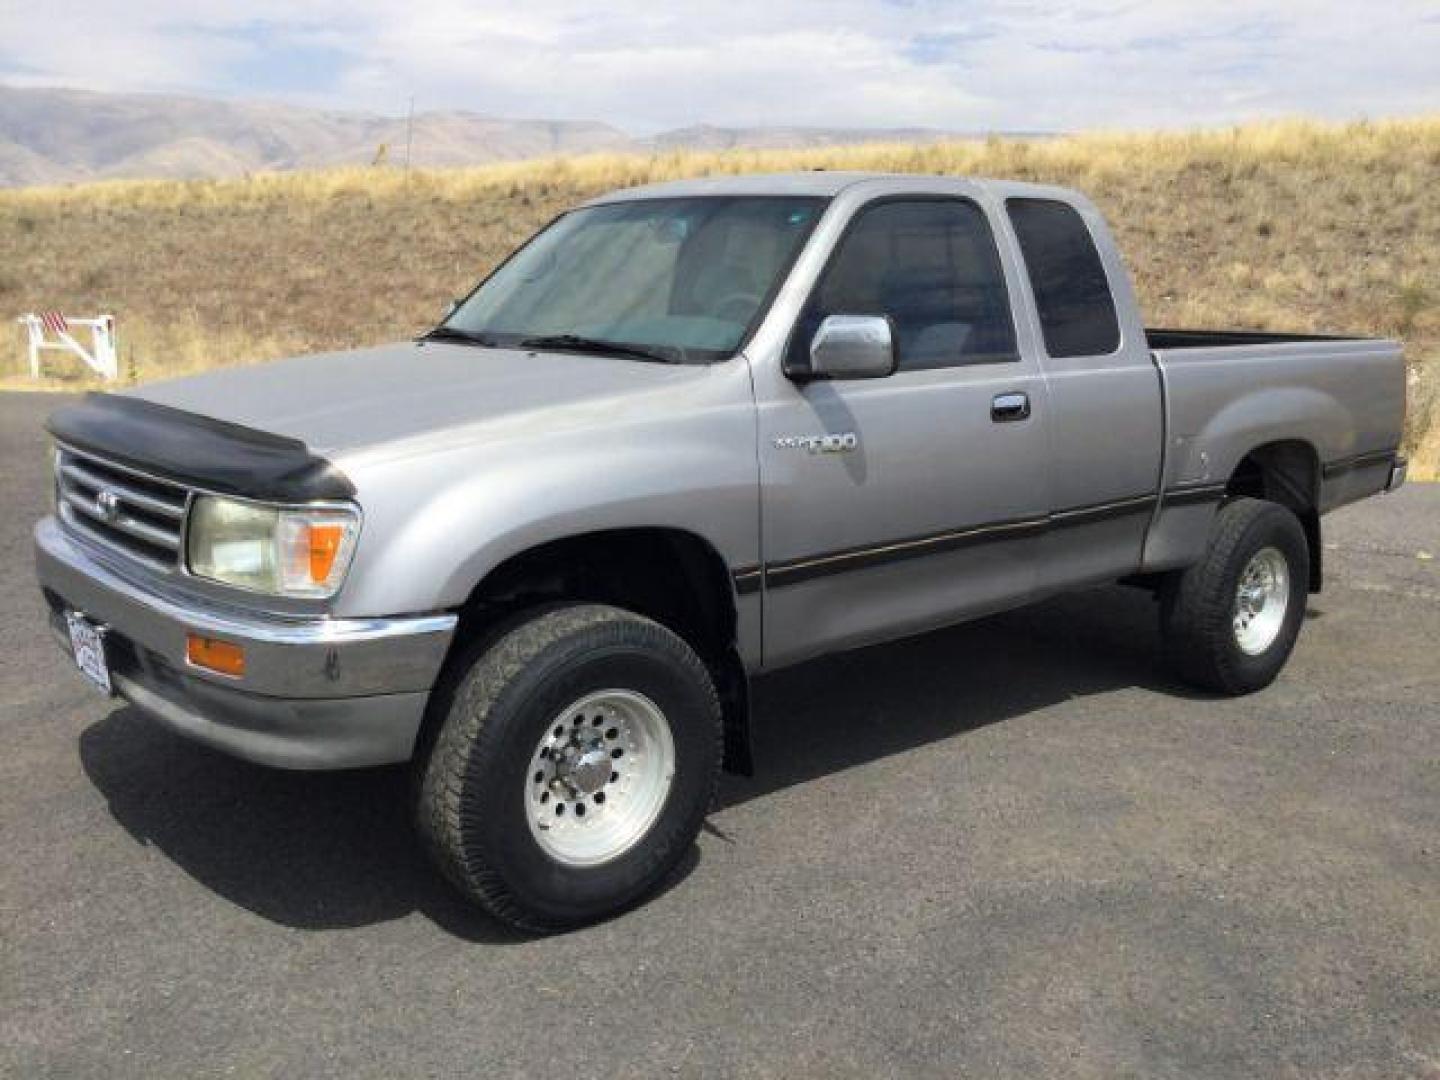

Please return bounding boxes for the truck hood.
[129,341,711,458]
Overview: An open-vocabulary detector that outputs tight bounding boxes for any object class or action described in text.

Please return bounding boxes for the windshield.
[441,196,828,363]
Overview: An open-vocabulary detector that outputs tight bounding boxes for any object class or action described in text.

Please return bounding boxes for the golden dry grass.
[1,115,1436,474]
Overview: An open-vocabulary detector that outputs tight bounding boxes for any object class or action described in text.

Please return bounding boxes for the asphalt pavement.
[2,391,1436,1078]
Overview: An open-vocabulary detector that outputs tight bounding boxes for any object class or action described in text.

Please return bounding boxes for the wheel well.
[428,528,752,773]
[1225,440,1322,591]
[455,528,735,648]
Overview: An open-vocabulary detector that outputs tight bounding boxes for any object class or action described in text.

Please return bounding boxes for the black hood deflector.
[46,393,356,503]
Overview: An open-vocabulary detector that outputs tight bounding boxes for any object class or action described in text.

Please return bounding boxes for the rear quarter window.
[1006,198,1120,358]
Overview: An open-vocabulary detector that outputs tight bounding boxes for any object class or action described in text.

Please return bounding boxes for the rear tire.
[1161,497,1309,695]
[416,604,721,933]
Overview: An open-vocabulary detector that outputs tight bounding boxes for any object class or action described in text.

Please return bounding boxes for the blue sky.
[1,1,1436,131]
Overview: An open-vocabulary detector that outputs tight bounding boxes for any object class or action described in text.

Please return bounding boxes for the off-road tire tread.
[1161,497,1307,695]
[417,604,721,932]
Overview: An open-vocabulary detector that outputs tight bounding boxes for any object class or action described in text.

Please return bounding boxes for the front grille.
[55,447,191,570]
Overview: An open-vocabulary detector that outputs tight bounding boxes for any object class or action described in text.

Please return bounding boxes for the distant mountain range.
[0,85,1046,187]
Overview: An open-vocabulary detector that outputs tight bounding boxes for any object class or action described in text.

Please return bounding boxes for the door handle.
[991,392,1031,422]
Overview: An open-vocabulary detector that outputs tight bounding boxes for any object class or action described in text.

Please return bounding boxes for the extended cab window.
[1006,198,1120,358]
[796,199,1018,372]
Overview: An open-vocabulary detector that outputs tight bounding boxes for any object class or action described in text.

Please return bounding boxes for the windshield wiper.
[418,326,501,347]
[519,333,677,364]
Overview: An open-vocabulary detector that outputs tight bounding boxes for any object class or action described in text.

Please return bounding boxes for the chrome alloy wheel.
[1232,546,1290,656]
[525,689,676,867]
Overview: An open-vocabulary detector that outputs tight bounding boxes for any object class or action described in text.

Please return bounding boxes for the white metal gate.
[17,312,119,380]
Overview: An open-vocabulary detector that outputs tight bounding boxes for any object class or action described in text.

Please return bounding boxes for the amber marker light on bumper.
[186,634,247,677]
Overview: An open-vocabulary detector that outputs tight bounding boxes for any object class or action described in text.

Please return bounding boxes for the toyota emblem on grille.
[95,489,121,521]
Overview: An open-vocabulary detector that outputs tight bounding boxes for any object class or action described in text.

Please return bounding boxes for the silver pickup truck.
[35,173,1407,930]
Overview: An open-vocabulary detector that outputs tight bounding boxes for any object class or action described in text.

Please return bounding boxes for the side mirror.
[805,315,896,380]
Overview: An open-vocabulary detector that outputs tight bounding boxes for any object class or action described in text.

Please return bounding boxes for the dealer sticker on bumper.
[65,612,112,695]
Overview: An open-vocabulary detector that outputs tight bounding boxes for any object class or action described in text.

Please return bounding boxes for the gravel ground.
[2,392,1436,1078]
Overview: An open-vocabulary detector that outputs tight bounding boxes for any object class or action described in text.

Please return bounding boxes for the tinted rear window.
[1006,198,1120,357]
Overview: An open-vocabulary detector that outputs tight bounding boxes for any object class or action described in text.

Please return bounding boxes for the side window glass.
[794,199,1018,372]
[1006,198,1120,358]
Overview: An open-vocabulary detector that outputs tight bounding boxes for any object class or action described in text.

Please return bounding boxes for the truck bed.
[1148,333,1404,513]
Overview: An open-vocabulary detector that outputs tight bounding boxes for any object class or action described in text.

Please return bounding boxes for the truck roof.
[583,171,1080,205]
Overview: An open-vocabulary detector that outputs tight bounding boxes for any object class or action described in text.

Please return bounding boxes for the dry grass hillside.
[1,115,1436,475]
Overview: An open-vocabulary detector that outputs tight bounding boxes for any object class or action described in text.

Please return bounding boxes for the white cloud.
[1,0,1436,130]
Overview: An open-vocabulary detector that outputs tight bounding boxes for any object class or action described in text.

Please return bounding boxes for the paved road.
[2,392,1437,1078]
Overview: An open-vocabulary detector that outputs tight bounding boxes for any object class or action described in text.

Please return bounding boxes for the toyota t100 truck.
[35,173,1407,930]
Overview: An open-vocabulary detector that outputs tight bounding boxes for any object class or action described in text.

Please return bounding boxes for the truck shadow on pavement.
[77,712,542,943]
[78,583,1195,940]
[720,584,1203,811]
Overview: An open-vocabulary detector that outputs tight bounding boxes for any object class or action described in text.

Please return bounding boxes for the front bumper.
[35,516,457,769]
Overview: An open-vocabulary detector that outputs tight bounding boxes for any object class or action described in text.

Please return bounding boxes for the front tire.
[1161,497,1309,695]
[416,604,722,932]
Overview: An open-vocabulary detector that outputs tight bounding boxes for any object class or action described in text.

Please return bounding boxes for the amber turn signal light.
[186,634,246,677]
[307,522,347,585]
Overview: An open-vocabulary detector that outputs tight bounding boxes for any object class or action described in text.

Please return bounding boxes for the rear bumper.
[35,516,457,769]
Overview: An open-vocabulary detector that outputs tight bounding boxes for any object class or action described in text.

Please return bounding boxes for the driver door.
[753,196,1053,669]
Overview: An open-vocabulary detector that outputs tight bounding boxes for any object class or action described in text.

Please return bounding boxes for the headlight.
[186,496,361,598]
